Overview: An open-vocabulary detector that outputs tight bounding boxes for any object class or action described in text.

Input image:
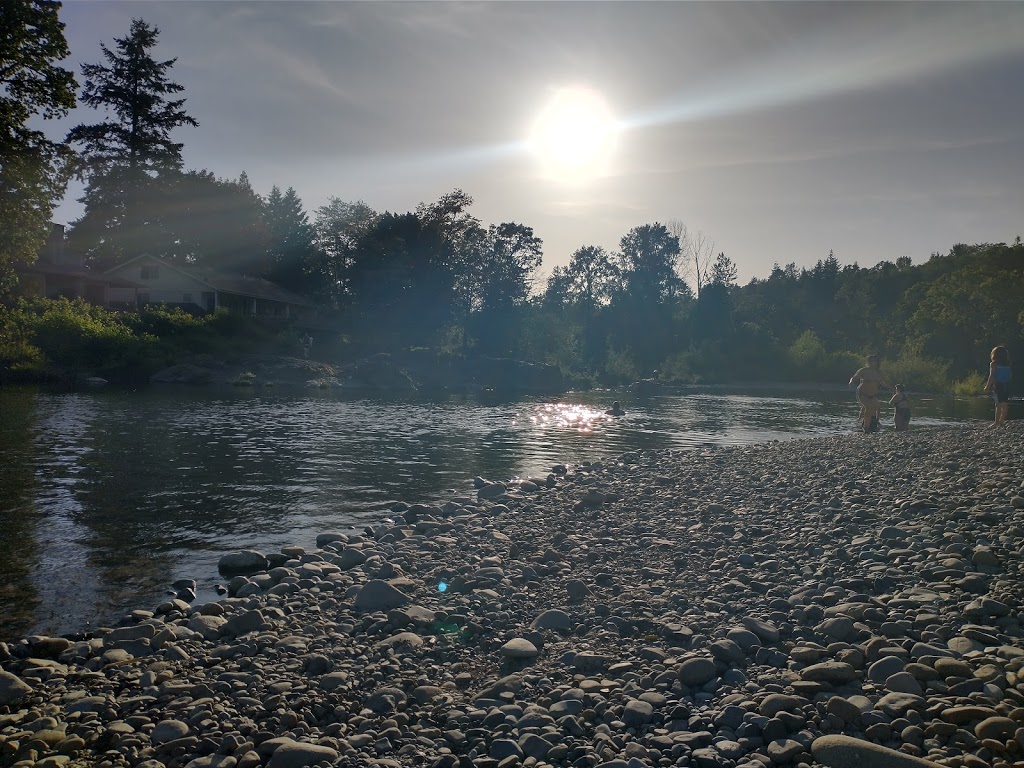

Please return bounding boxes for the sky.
[45,1,1024,285]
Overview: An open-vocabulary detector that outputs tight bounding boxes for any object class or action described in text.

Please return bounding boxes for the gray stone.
[679,657,718,686]
[876,691,927,716]
[0,670,33,706]
[354,579,411,611]
[740,616,780,643]
[885,671,924,696]
[501,638,539,658]
[800,661,859,684]
[531,609,573,631]
[622,699,655,727]
[223,609,266,637]
[760,693,807,718]
[867,655,905,683]
[217,550,268,576]
[812,734,945,767]
[266,740,339,768]
[151,719,189,745]
[975,716,1017,741]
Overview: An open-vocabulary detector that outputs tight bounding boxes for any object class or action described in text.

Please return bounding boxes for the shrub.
[883,351,950,393]
[601,346,638,385]
[0,301,45,379]
[952,371,987,396]
[32,298,153,378]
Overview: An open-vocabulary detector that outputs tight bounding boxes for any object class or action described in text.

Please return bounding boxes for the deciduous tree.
[0,0,76,293]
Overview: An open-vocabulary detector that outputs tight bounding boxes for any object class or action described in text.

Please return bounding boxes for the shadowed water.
[0,385,996,640]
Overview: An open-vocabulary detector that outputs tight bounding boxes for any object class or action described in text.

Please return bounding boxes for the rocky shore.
[2,423,1024,768]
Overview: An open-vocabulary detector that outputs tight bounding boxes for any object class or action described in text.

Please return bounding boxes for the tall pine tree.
[0,0,77,294]
[66,18,197,269]
[263,186,315,292]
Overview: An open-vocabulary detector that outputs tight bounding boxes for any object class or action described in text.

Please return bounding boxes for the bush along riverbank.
[2,423,1024,768]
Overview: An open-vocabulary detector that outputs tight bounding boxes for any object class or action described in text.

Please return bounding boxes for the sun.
[528,86,618,182]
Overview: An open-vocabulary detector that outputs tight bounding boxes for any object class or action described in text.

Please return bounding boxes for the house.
[103,254,313,320]
[15,224,140,306]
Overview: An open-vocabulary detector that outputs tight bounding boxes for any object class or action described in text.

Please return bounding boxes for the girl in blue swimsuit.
[984,346,1012,428]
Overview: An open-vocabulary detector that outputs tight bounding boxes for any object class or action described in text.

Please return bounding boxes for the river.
[0,384,996,641]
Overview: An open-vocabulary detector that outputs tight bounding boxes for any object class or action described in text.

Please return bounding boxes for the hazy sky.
[47,1,1024,284]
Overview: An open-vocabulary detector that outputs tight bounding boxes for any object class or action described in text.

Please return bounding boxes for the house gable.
[105,255,215,308]
[103,255,312,318]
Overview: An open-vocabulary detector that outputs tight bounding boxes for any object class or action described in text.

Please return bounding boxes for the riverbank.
[2,423,1024,768]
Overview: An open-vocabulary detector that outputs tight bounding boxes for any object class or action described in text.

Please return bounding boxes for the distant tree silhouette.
[66,18,197,269]
[263,186,316,293]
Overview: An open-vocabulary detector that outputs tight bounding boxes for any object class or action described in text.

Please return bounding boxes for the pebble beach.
[2,422,1024,768]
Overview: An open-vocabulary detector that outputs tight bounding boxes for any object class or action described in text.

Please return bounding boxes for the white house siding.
[105,259,210,308]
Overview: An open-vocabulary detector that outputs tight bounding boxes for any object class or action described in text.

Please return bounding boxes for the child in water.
[889,384,911,431]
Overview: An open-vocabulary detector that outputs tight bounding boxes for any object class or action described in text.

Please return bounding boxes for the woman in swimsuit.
[984,346,1012,428]
[849,355,889,433]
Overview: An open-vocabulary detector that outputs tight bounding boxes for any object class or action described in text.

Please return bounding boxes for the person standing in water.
[984,346,1012,428]
[849,354,889,433]
[890,384,911,431]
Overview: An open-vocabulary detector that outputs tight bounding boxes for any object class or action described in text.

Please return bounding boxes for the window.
[141,265,159,279]
[182,293,193,303]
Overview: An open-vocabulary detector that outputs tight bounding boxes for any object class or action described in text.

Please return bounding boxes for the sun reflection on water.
[528,402,610,434]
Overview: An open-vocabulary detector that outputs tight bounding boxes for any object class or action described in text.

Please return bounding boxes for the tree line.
[4,4,1022,390]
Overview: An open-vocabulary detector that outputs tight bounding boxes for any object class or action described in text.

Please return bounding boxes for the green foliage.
[952,371,987,396]
[0,298,304,384]
[788,329,826,368]
[0,0,77,294]
[658,352,700,384]
[0,301,45,378]
[600,346,639,385]
[882,351,950,394]
[30,298,153,378]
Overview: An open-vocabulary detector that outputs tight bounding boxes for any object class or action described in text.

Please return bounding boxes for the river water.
[0,385,995,640]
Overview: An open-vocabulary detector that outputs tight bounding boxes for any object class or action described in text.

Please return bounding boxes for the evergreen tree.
[151,170,268,272]
[66,18,197,268]
[709,252,738,287]
[263,186,315,292]
[0,0,76,293]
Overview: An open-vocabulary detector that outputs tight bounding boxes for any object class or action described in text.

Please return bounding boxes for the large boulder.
[355,579,412,612]
[0,670,33,706]
[151,363,213,385]
[218,550,269,576]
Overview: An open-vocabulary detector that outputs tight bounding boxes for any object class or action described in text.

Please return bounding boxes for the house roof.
[106,254,312,306]
[201,272,312,307]
[16,260,142,288]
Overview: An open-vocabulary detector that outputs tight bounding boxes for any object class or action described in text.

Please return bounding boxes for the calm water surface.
[0,385,995,640]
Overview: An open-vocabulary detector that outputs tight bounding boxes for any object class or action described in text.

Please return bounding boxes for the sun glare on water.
[528,86,619,183]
